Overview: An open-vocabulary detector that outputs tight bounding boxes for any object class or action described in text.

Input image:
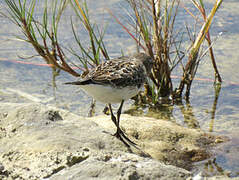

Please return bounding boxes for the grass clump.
[2,0,223,105]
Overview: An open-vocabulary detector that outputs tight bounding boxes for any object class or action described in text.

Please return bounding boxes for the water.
[0,0,239,177]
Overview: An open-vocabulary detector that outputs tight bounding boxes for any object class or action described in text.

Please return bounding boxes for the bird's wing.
[64,60,127,86]
[65,56,145,87]
[91,59,146,87]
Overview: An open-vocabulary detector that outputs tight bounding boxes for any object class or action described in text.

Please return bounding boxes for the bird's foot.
[113,128,137,147]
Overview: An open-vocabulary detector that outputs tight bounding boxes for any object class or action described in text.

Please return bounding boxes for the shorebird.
[65,52,153,147]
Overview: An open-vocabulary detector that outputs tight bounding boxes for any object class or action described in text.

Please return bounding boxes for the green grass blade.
[27,0,36,26]
[71,18,94,62]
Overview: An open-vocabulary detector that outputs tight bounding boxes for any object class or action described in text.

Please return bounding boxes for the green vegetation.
[1,0,223,105]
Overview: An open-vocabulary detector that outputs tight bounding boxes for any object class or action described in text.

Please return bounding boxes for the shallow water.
[0,0,239,177]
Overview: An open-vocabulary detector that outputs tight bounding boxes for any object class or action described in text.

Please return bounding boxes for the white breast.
[80,84,141,104]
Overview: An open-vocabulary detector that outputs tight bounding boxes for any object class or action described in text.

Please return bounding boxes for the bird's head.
[133,52,154,75]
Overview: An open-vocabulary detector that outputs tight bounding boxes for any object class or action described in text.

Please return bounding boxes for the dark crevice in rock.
[43,166,66,179]
[128,171,140,180]
[0,163,10,179]
[46,110,63,122]
[66,155,89,167]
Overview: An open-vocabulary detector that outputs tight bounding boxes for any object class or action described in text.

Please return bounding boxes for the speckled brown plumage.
[66,52,153,89]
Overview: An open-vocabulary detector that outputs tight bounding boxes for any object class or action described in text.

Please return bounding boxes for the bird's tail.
[64,81,83,85]
[65,79,94,85]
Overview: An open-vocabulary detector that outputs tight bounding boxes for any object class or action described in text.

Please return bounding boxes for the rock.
[207,176,239,180]
[189,173,239,180]
[50,152,190,180]
[0,103,191,180]
[91,114,220,170]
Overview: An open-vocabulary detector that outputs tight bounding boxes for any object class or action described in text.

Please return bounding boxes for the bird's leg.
[110,101,124,137]
[116,100,137,146]
[108,103,130,147]
[109,104,120,137]
[116,100,124,127]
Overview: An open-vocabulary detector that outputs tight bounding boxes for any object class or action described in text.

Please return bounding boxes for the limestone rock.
[91,114,219,170]
[0,103,191,179]
[50,152,190,180]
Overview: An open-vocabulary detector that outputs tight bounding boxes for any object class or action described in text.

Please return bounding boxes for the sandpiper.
[65,52,153,147]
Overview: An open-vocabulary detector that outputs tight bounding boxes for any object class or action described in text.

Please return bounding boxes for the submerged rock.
[0,103,224,179]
